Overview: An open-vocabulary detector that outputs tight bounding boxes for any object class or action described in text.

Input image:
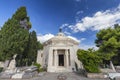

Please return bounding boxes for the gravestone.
[7,54,17,70]
[110,61,116,72]
[4,60,10,69]
[0,55,17,79]
[4,54,17,74]
[0,61,4,67]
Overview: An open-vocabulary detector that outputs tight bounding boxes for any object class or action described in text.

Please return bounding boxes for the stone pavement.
[0,72,109,80]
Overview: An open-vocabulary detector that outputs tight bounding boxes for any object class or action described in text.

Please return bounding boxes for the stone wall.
[87,73,106,78]
[37,50,43,65]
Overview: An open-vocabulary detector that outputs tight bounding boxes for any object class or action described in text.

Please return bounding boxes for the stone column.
[55,49,58,67]
[52,50,54,66]
[65,49,69,68]
[49,49,53,66]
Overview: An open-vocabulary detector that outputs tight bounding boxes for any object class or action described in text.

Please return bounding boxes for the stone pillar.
[49,49,53,67]
[52,50,54,66]
[55,49,58,67]
[65,49,69,68]
[51,50,53,66]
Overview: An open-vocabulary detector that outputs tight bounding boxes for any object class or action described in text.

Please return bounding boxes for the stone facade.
[37,30,83,72]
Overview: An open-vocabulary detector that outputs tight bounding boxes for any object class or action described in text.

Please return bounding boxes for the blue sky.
[0,0,120,50]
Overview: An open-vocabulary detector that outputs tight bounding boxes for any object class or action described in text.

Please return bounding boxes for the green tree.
[0,6,31,62]
[37,42,43,50]
[95,24,120,65]
[27,31,39,65]
[16,31,43,66]
[0,19,29,61]
[12,6,31,30]
[0,6,43,67]
[77,49,102,73]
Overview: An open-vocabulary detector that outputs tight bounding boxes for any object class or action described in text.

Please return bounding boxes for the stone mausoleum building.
[37,29,83,72]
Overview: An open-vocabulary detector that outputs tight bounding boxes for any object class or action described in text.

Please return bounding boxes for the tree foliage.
[16,31,40,66]
[26,31,39,65]
[0,18,29,61]
[95,24,120,65]
[77,49,102,73]
[12,7,31,30]
[0,6,41,67]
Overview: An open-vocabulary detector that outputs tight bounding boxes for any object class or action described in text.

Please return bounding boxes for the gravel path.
[0,72,109,80]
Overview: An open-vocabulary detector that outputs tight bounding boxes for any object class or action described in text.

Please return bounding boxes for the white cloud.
[79,43,98,50]
[76,11,84,15]
[68,36,80,42]
[67,36,98,50]
[37,33,54,43]
[68,36,86,43]
[80,38,86,41]
[37,33,85,44]
[68,4,120,32]
[37,33,98,50]
[64,31,71,35]
[60,23,69,29]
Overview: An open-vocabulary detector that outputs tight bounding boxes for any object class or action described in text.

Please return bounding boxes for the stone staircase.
[56,67,68,72]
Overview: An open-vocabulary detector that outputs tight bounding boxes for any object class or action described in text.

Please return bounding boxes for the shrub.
[34,63,44,72]
[77,49,102,73]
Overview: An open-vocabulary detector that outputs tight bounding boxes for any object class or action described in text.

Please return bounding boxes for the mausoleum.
[37,29,83,72]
